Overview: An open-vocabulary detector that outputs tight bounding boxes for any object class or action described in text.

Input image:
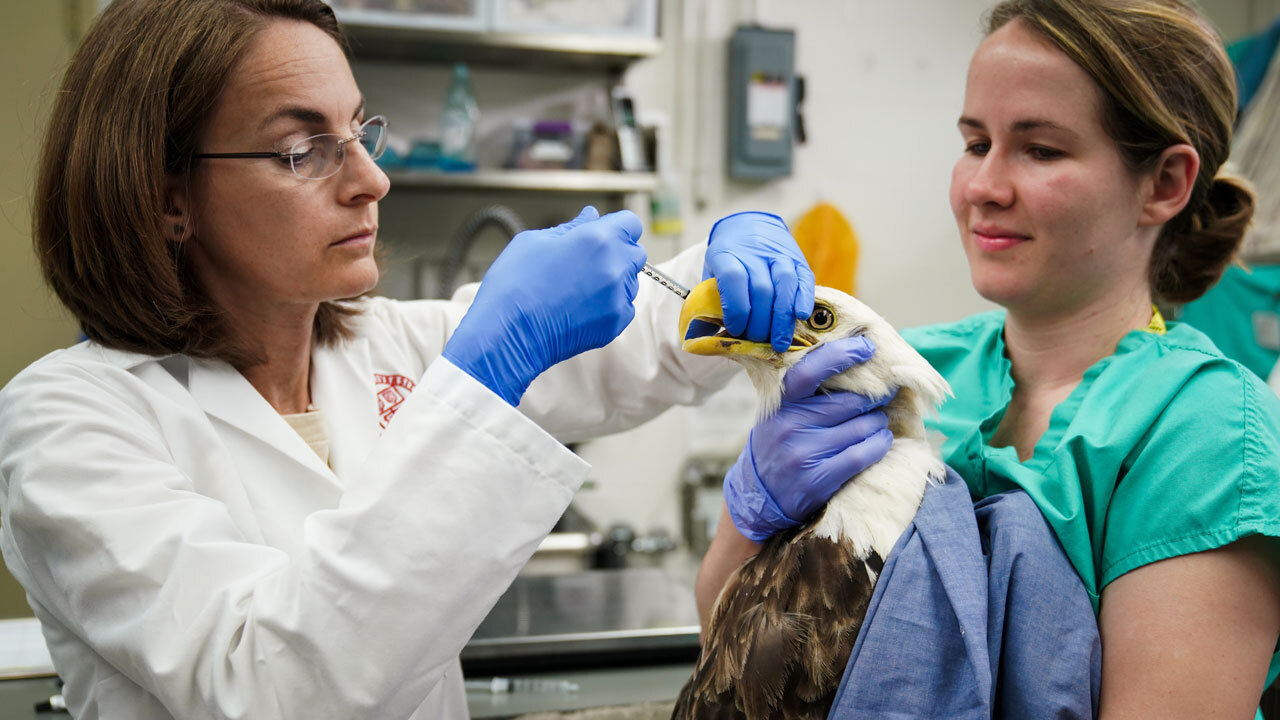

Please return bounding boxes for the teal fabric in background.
[1177,265,1280,381]
[1180,17,1280,385]
[1228,16,1280,115]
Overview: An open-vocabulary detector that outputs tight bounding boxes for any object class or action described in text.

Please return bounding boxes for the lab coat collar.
[187,354,342,488]
[310,337,380,478]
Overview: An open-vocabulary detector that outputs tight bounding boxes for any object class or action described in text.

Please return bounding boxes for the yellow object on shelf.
[792,202,859,295]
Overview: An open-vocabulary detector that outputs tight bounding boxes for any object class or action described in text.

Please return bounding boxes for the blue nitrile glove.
[703,211,817,353]
[442,206,647,406]
[724,336,896,542]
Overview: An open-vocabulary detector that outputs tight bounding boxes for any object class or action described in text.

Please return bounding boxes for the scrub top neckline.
[980,313,1165,472]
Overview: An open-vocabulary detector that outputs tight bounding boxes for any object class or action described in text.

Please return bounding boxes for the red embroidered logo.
[374,373,416,428]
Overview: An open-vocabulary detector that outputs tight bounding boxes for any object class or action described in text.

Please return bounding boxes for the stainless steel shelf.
[339,22,661,70]
[387,169,658,194]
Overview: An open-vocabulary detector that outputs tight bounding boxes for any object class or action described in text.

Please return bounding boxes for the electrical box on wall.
[728,25,795,181]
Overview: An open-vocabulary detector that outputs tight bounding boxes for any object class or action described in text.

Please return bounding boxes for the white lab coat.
[0,246,734,720]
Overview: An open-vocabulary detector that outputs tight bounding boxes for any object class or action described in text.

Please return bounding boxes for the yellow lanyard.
[1146,305,1167,335]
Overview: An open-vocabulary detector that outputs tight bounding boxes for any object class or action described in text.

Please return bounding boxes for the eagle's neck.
[744,362,787,420]
[742,348,949,559]
[807,435,946,561]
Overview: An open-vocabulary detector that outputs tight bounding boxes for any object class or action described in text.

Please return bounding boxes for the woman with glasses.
[0,1,894,718]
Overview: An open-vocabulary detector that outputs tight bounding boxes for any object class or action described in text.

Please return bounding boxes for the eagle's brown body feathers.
[672,525,882,720]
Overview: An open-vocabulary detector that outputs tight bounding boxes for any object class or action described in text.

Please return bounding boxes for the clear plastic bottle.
[440,62,479,172]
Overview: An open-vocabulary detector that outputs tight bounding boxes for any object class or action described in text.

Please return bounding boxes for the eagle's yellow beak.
[678,279,813,358]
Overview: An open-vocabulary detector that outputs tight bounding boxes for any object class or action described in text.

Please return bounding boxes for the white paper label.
[747,73,789,142]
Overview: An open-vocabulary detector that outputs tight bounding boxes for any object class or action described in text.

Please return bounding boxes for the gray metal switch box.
[728,26,795,180]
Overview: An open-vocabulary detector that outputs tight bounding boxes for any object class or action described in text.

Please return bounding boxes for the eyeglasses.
[194,115,389,180]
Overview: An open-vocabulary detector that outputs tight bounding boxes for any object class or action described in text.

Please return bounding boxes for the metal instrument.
[641,263,690,299]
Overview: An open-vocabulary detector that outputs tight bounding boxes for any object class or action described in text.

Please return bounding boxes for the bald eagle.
[672,279,951,720]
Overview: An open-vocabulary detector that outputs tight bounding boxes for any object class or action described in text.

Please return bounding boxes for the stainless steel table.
[464,568,700,671]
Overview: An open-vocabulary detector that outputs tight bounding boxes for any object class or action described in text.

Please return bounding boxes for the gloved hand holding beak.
[703,211,817,353]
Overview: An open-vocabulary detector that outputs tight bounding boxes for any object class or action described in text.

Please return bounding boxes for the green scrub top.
[904,311,1280,696]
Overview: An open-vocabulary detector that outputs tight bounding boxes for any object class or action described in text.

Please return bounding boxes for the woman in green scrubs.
[916,2,1280,714]
[699,1,1280,716]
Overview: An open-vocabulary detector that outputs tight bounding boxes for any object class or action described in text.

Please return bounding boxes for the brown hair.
[985,0,1255,304]
[33,0,361,366]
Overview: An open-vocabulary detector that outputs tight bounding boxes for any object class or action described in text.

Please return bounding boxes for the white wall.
[1201,0,1280,40]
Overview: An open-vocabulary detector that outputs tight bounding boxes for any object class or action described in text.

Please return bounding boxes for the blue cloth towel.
[828,467,1100,719]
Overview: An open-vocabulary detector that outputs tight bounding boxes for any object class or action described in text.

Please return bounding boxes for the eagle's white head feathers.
[679,280,952,557]
[680,282,951,443]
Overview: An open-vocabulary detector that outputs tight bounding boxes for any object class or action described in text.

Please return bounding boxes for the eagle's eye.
[808,305,835,331]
